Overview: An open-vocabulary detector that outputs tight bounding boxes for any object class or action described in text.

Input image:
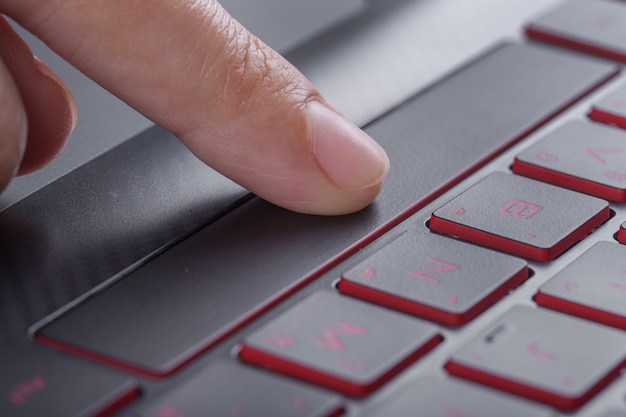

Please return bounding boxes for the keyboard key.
[512,121,626,202]
[239,291,442,397]
[618,221,626,244]
[337,230,528,326]
[446,306,626,411]
[358,377,554,417]
[0,344,138,417]
[137,361,343,417]
[590,84,626,130]
[527,0,626,64]
[31,43,618,377]
[536,241,626,330]
[430,172,609,261]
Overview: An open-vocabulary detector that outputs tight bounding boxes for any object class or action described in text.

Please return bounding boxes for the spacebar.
[36,43,618,377]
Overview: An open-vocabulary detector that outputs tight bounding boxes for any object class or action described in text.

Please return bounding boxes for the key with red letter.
[239,291,441,397]
[137,361,343,417]
[358,377,552,417]
[430,172,609,261]
[446,306,626,411]
[536,241,626,330]
[512,121,626,202]
[338,230,528,326]
[590,84,626,130]
[526,0,626,64]
[0,344,138,417]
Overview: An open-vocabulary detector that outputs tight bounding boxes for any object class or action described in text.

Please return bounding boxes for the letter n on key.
[501,200,543,219]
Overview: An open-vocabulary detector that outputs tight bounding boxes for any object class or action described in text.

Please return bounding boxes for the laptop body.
[4,0,626,416]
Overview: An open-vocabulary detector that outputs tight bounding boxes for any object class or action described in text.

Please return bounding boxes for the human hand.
[0,0,389,215]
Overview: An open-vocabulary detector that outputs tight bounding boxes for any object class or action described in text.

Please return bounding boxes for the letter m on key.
[501,199,543,219]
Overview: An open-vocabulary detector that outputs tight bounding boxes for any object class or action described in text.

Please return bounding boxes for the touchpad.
[219,0,367,53]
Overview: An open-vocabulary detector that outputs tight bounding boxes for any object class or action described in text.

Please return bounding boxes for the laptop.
[2,0,626,415]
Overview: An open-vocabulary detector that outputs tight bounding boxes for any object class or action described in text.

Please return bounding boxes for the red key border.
[589,107,626,131]
[429,206,610,262]
[618,223,626,244]
[445,355,626,411]
[526,27,626,64]
[512,159,626,202]
[238,334,443,398]
[535,291,626,331]
[336,266,529,326]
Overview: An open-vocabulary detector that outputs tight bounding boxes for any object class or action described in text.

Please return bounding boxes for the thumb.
[4,0,389,215]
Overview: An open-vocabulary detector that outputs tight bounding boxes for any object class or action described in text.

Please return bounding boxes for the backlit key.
[512,121,626,202]
[358,377,554,417]
[527,0,626,63]
[536,241,626,330]
[0,344,138,417]
[430,172,609,261]
[138,361,343,417]
[590,84,626,130]
[239,291,441,397]
[446,306,626,411]
[338,230,528,326]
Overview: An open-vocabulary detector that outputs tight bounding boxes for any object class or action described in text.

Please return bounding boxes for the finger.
[0,16,76,176]
[0,50,26,191]
[4,0,389,215]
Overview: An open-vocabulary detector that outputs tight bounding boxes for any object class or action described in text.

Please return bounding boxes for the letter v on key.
[313,321,368,351]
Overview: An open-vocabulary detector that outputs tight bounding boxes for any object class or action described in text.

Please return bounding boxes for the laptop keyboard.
[3,1,626,416]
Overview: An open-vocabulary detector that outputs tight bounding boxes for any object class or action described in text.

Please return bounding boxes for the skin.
[0,0,390,215]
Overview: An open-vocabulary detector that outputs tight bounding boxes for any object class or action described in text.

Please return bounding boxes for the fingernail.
[34,57,78,134]
[307,101,389,192]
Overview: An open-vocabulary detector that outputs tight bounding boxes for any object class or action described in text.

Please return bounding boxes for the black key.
[590,84,626,130]
[430,172,609,261]
[512,121,626,202]
[338,230,528,326]
[536,241,626,330]
[137,361,343,417]
[239,291,441,397]
[358,377,553,417]
[34,43,618,377]
[446,306,626,411]
[527,0,626,63]
[0,344,138,417]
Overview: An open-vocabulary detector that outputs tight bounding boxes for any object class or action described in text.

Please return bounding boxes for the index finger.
[3,0,389,215]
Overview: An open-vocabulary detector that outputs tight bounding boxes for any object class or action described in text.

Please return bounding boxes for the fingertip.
[307,100,389,195]
[15,57,76,175]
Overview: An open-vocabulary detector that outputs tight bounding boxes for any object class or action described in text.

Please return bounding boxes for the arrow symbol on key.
[586,148,622,165]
